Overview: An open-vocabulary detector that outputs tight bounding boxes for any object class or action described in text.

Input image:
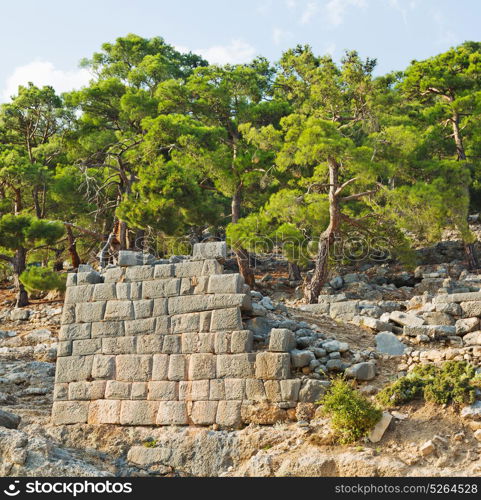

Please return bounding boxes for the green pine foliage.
[20,267,67,294]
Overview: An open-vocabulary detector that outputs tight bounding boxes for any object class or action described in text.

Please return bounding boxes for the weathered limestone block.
[299,380,328,403]
[152,298,168,316]
[155,316,170,335]
[217,354,256,378]
[193,241,227,261]
[154,264,175,279]
[61,304,76,325]
[91,321,125,338]
[130,282,142,300]
[180,380,210,401]
[168,355,187,381]
[224,379,246,400]
[102,336,137,355]
[131,382,148,400]
[269,329,296,352]
[168,295,210,315]
[72,338,102,356]
[209,379,225,400]
[64,285,93,304]
[105,380,131,399]
[461,302,481,318]
[390,311,425,327]
[137,335,164,354]
[200,311,212,332]
[92,355,116,379]
[76,302,106,323]
[156,401,188,425]
[51,401,89,425]
[403,325,455,339]
[231,330,253,353]
[245,379,268,402]
[120,401,159,425]
[58,341,72,357]
[162,335,181,354]
[116,283,131,300]
[198,333,215,353]
[456,317,480,336]
[171,313,200,334]
[68,381,106,400]
[209,294,246,310]
[56,356,93,383]
[255,352,290,380]
[214,332,230,354]
[264,380,282,402]
[124,318,156,336]
[53,383,68,401]
[190,401,218,425]
[194,276,210,295]
[104,301,134,321]
[188,353,216,380]
[216,400,242,428]
[174,261,204,278]
[330,300,360,319]
[152,354,169,381]
[133,299,153,319]
[210,307,243,331]
[88,400,121,424]
[105,267,125,283]
[202,259,223,276]
[208,274,243,294]
[76,271,102,285]
[143,279,181,299]
[434,292,481,304]
[92,283,117,301]
[241,402,288,426]
[66,273,77,287]
[182,333,215,354]
[280,379,301,402]
[118,251,144,267]
[116,355,152,382]
[180,278,194,295]
[125,265,154,282]
[148,381,178,401]
[59,323,91,341]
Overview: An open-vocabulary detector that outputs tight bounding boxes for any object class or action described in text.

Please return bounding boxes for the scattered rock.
[375,332,406,356]
[0,409,21,429]
[368,412,392,443]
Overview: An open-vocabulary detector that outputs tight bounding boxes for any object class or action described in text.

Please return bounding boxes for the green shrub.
[377,361,477,408]
[319,378,382,444]
[20,267,67,294]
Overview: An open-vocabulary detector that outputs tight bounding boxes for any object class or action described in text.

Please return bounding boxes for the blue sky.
[0,0,479,101]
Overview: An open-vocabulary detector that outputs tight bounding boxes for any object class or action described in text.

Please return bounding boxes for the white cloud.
[273,28,293,46]
[178,40,257,65]
[325,0,366,27]
[300,1,320,24]
[1,60,90,102]
[285,0,298,9]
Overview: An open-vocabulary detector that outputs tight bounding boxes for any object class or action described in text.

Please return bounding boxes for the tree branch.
[340,189,378,203]
[0,254,13,263]
[335,177,359,197]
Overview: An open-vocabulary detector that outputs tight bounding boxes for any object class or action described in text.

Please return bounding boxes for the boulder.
[368,412,392,443]
[375,332,406,356]
[345,362,376,381]
[290,349,315,368]
[0,409,21,429]
[390,311,424,328]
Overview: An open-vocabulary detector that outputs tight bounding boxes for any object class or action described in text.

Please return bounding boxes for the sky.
[0,0,479,102]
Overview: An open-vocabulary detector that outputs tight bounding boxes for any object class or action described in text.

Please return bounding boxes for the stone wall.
[52,243,322,428]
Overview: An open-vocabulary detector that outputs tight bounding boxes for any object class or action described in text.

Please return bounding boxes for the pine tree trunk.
[13,247,28,307]
[288,261,302,281]
[66,225,81,269]
[119,221,128,250]
[465,242,479,270]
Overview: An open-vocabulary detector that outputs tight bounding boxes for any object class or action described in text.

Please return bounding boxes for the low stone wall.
[52,243,324,428]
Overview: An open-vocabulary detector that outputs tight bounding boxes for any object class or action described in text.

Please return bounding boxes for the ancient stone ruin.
[52,242,323,427]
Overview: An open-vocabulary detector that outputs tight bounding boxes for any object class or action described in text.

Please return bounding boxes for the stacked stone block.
[52,243,321,428]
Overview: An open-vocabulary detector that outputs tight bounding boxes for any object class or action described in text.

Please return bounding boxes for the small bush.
[377,361,477,408]
[320,378,382,444]
[20,267,67,294]
[142,439,157,448]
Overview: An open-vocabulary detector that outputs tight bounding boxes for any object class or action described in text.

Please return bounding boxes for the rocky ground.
[3,240,481,477]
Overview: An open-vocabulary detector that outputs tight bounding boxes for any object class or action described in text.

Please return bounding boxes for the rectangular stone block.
[188,353,216,380]
[390,310,425,327]
[58,341,72,357]
[148,381,178,401]
[120,401,159,425]
[199,311,211,332]
[264,380,282,402]
[104,301,134,320]
[53,383,68,401]
[269,329,296,352]
[52,401,89,424]
[69,381,106,400]
[202,259,224,276]
[194,276,210,295]
[214,332,230,354]
[330,300,360,320]
[216,400,242,428]
[180,278,194,295]
[152,298,168,316]
[461,302,481,317]
[190,401,218,425]
[64,285,93,304]
[91,321,125,338]
[56,356,93,383]
[217,354,256,378]
[77,271,102,285]
[280,379,301,401]
[59,323,91,341]
[180,380,210,401]
[131,382,148,400]
[132,299,153,319]
[255,352,290,380]
[104,267,125,283]
[231,330,253,353]
[92,283,117,301]
[66,273,77,287]
[118,251,144,267]
[199,333,215,353]
[116,355,152,382]
[168,355,187,381]
[130,282,142,300]
[208,274,243,294]
[156,401,188,425]
[155,316,170,335]
[88,400,121,424]
[210,308,243,331]
[434,292,481,304]
[174,261,204,278]
[102,336,137,355]
[209,379,225,400]
[61,304,76,325]
[154,264,175,279]
[245,379,268,402]
[209,294,246,310]
[116,283,131,300]
[181,333,199,354]
[72,338,102,356]
[76,301,106,323]
[168,295,210,315]
[92,355,116,379]
[224,379,246,400]
[125,318,156,336]
[162,335,181,354]
[171,313,200,334]
[193,241,227,261]
[125,265,154,282]
[137,335,164,354]
[142,279,181,299]
[105,380,131,399]
[152,354,169,381]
